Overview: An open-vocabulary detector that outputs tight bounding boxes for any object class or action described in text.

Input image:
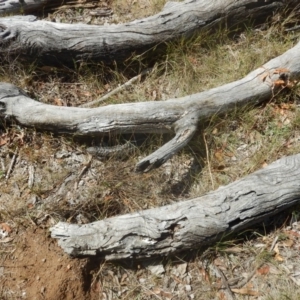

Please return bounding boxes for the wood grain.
[1,39,300,171]
[50,154,300,259]
[0,0,298,63]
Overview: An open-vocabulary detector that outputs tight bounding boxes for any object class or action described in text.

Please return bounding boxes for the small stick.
[5,147,18,181]
[285,25,300,32]
[269,235,278,252]
[233,263,263,289]
[213,265,236,300]
[203,132,214,189]
[28,165,35,189]
[0,157,5,173]
[74,155,92,190]
[80,68,152,108]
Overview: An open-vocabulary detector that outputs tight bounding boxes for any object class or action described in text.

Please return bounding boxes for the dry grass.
[1,2,300,299]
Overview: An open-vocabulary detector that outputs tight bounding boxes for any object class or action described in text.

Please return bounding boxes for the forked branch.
[0,40,300,171]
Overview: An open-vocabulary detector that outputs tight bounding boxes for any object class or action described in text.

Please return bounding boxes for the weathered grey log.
[0,0,298,63]
[0,0,61,16]
[1,39,300,171]
[50,153,300,260]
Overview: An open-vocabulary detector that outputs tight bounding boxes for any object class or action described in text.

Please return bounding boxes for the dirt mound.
[1,228,94,300]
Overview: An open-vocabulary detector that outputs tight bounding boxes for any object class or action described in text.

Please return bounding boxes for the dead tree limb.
[0,0,299,63]
[50,153,300,260]
[1,39,300,171]
[0,0,62,16]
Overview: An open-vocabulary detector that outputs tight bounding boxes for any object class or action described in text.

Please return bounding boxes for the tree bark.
[0,0,298,63]
[50,153,300,260]
[1,39,300,171]
[0,0,104,16]
[0,0,49,15]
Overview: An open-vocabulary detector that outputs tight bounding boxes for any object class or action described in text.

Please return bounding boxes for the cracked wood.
[50,154,300,260]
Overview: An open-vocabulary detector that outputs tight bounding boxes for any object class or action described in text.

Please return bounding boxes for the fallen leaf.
[273,79,286,87]
[54,98,63,106]
[257,265,270,276]
[285,230,300,238]
[214,149,224,162]
[280,103,295,110]
[214,258,225,268]
[274,244,284,262]
[161,291,172,299]
[282,239,294,247]
[103,195,114,202]
[80,91,92,97]
[231,288,259,296]
[152,287,163,295]
[152,89,157,100]
[218,291,226,300]
[224,246,243,253]
[0,134,8,146]
[199,268,210,283]
[120,273,128,285]
[212,128,218,135]
[225,151,235,158]
[0,223,12,233]
[148,287,172,299]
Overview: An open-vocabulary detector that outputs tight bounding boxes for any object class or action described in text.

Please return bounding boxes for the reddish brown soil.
[1,228,95,300]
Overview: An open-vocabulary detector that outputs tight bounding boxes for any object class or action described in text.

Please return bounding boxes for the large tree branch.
[50,153,300,260]
[0,0,298,63]
[1,39,300,171]
[0,0,55,16]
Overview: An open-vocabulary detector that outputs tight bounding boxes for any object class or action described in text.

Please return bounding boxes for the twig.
[285,25,300,32]
[233,263,263,289]
[0,157,5,173]
[90,261,106,288]
[79,68,152,108]
[269,235,278,252]
[213,265,236,300]
[5,147,18,181]
[28,165,35,189]
[203,132,214,189]
[74,155,92,190]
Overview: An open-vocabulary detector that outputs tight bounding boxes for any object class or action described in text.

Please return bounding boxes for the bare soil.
[1,228,91,299]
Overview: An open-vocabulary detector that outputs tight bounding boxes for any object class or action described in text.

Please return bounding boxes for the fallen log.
[50,153,300,260]
[0,0,48,15]
[0,0,103,16]
[0,0,70,16]
[0,0,298,63]
[1,39,300,171]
